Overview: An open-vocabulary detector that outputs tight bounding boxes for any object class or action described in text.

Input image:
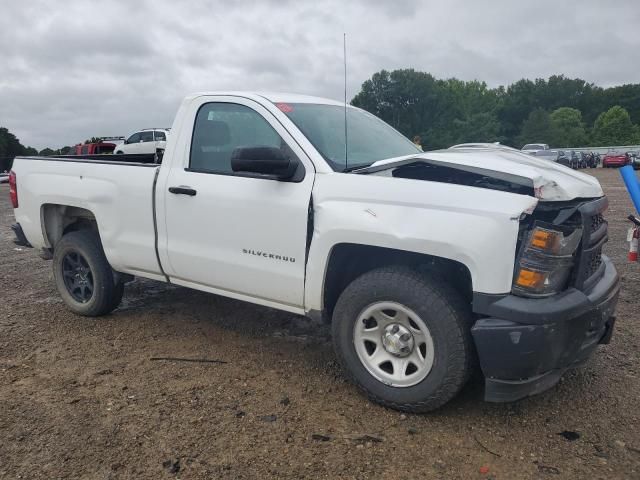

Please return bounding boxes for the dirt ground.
[1,168,639,480]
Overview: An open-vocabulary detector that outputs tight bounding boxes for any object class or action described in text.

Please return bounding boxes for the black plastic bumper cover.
[11,223,32,248]
[471,255,619,402]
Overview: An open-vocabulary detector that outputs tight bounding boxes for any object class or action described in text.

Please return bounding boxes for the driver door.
[159,97,315,310]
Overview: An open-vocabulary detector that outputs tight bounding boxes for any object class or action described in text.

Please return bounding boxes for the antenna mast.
[343,33,348,170]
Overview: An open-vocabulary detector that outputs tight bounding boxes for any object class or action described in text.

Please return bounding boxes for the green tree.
[602,85,640,124]
[591,106,640,145]
[451,112,501,144]
[351,70,640,149]
[517,108,552,147]
[39,147,55,156]
[0,127,27,157]
[548,107,587,147]
[443,79,502,144]
[351,69,455,149]
[497,78,537,143]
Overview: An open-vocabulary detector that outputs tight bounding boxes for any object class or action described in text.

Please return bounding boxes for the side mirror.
[231,146,298,180]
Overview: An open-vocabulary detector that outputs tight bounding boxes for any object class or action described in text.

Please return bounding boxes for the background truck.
[9,92,620,412]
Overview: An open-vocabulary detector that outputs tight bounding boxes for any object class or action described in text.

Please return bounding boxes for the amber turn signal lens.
[530,229,557,250]
[515,268,546,288]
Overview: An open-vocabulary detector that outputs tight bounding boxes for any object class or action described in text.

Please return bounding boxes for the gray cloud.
[1,0,639,149]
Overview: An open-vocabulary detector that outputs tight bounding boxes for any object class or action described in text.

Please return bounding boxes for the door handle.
[169,186,197,196]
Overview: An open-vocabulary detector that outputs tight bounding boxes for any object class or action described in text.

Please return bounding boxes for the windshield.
[278,103,420,171]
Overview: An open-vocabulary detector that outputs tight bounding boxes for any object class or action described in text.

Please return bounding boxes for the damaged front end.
[471,196,619,402]
[360,148,604,201]
[362,158,537,197]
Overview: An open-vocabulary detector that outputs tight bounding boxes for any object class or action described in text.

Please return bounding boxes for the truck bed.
[11,155,164,281]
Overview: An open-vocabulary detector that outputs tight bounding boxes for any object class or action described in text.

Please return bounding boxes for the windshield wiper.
[342,163,373,173]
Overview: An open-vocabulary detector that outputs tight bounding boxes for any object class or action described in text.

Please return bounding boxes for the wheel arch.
[41,203,100,250]
[319,243,473,323]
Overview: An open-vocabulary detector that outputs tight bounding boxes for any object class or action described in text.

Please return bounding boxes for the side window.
[81,145,89,155]
[154,131,166,141]
[127,132,141,144]
[190,102,284,174]
[140,131,154,142]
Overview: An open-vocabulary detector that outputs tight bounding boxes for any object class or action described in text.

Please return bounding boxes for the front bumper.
[471,255,619,402]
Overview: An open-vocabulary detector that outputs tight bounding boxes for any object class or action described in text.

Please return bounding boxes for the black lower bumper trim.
[485,369,565,403]
[11,223,32,248]
[471,256,619,402]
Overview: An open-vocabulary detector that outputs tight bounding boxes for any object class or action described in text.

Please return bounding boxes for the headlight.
[512,223,582,297]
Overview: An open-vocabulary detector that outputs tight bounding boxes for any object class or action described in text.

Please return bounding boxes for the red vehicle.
[69,137,124,155]
[603,152,630,168]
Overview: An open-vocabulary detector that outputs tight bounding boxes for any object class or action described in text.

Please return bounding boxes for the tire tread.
[53,230,124,316]
[332,266,474,413]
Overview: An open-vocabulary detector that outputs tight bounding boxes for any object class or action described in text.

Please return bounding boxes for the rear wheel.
[332,266,474,412]
[53,230,124,316]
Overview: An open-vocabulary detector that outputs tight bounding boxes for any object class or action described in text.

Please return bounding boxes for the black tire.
[53,230,124,316]
[332,266,474,413]
[115,151,124,154]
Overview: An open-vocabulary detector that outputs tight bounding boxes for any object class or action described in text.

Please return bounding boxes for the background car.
[603,152,629,168]
[115,128,169,155]
[531,149,559,162]
[521,143,550,155]
[69,138,122,155]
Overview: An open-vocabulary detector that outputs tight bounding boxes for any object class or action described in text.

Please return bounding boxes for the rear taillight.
[9,171,18,208]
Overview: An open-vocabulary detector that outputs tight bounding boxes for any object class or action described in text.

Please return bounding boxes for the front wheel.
[332,266,474,412]
[53,230,124,316]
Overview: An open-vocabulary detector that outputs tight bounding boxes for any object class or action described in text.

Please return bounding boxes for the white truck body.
[10,92,618,409]
[12,93,602,314]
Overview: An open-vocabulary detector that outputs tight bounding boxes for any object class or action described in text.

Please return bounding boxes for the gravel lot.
[1,168,639,479]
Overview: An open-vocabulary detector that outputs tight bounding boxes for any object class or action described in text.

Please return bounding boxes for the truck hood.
[364,147,603,201]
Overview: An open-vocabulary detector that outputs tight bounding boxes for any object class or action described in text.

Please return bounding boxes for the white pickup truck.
[10,92,619,412]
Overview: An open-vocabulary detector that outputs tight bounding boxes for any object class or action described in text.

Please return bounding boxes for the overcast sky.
[1,0,639,150]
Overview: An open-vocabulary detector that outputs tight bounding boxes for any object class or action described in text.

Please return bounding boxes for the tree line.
[351,70,640,150]
[0,127,38,159]
[0,129,107,165]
